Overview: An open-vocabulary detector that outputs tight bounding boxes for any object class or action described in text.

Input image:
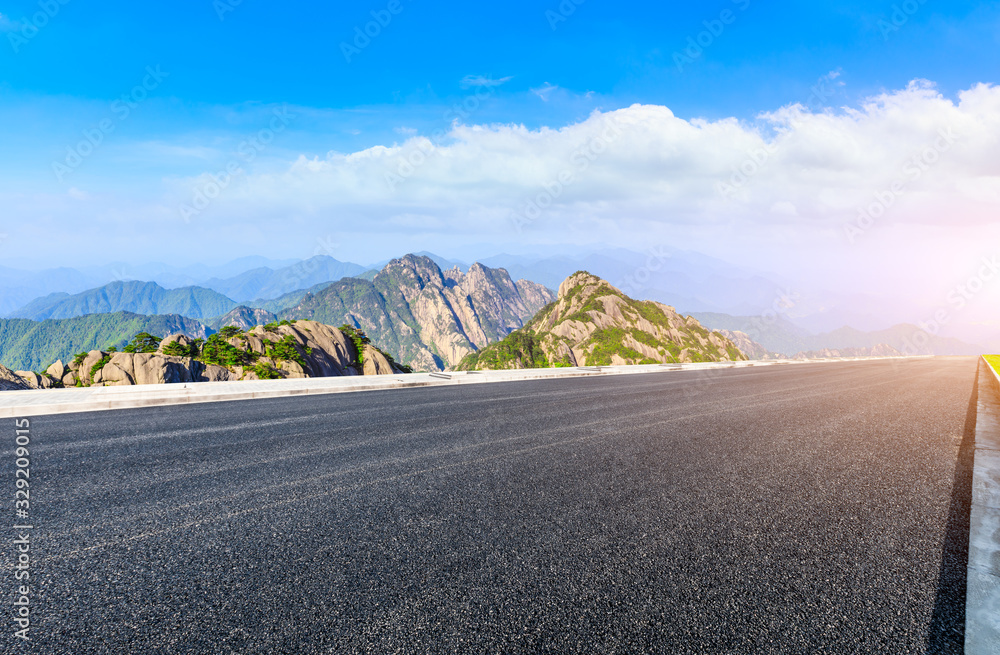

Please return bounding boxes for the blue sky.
[0,0,999,334]
[1,0,995,177]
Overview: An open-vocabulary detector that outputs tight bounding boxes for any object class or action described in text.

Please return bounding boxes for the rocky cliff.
[209,306,279,331]
[0,364,32,391]
[281,255,555,371]
[717,329,778,360]
[456,271,747,370]
[10,321,407,389]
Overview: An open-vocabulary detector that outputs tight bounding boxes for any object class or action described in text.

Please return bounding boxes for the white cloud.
[460,75,513,89]
[531,83,559,102]
[174,81,1000,239]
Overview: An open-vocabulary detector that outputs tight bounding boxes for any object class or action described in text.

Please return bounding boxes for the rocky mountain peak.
[457,271,746,370]
[281,255,556,371]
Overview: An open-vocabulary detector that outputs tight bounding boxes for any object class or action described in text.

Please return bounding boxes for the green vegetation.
[985,355,1000,375]
[263,319,295,331]
[161,338,203,358]
[250,362,282,380]
[200,331,258,368]
[339,324,371,364]
[0,312,211,372]
[586,328,657,366]
[265,335,307,368]
[457,329,550,370]
[123,332,162,353]
[89,354,112,380]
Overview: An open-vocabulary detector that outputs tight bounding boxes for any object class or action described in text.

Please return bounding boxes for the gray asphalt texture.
[3,357,977,654]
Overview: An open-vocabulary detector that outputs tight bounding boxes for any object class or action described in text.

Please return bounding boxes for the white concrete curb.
[967,357,1000,653]
[0,355,926,419]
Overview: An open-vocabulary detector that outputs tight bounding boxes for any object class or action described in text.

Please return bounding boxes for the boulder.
[280,360,307,379]
[362,345,396,375]
[15,372,41,389]
[292,321,354,376]
[198,365,234,382]
[78,351,106,385]
[0,365,32,391]
[102,353,137,386]
[131,354,196,385]
[46,360,66,381]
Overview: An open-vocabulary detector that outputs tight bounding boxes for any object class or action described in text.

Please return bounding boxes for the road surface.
[3,358,977,653]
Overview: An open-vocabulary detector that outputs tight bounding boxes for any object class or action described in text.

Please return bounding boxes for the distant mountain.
[208,306,279,331]
[0,257,305,316]
[792,344,905,359]
[456,271,745,370]
[694,312,983,357]
[478,248,786,316]
[0,265,99,316]
[717,330,781,360]
[199,256,367,301]
[246,281,339,314]
[0,312,211,372]
[8,281,240,321]
[690,312,814,356]
[280,255,555,371]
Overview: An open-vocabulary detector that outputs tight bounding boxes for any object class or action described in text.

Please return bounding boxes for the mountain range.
[0,256,554,373]
[692,313,982,358]
[0,250,989,373]
[9,281,240,322]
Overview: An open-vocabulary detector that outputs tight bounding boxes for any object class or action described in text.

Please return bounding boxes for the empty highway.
[3,358,977,653]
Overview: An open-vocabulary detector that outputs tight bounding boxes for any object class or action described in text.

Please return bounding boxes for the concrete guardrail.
[967,357,1000,652]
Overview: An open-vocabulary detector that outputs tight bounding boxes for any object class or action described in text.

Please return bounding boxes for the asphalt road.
[2,357,978,654]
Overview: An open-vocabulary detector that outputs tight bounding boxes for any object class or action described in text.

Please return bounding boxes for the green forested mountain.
[0,312,211,372]
[9,281,239,321]
[457,271,746,371]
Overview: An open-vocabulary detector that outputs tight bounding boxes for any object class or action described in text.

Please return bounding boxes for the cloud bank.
[171,81,999,255]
